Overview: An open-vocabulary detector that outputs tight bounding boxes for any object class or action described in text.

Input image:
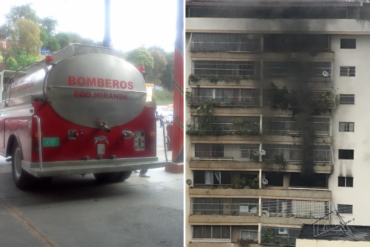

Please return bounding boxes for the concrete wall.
[330,35,370,225]
[297,239,370,247]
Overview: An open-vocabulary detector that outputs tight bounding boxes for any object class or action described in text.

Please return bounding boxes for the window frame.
[338,149,354,160]
[339,122,355,132]
[338,177,353,187]
[192,225,231,242]
[339,94,355,105]
[340,39,356,49]
[340,66,356,77]
[337,204,353,214]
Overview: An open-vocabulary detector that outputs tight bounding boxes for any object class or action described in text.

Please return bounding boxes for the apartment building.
[185,0,370,246]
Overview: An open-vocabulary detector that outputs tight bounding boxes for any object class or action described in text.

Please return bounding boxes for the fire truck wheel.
[11,141,36,190]
[116,171,132,182]
[93,172,120,183]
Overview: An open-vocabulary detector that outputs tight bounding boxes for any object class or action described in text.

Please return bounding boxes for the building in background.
[185,0,370,246]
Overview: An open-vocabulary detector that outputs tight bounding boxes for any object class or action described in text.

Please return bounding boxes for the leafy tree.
[146,49,167,85]
[56,32,70,48]
[161,52,174,90]
[6,57,17,70]
[16,53,38,67]
[46,36,60,52]
[15,19,42,56]
[39,17,57,35]
[125,47,154,73]
[40,29,49,48]
[3,4,39,40]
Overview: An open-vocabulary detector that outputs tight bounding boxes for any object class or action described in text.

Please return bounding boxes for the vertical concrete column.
[260,87,263,108]
[260,35,264,52]
[259,143,262,162]
[258,196,262,217]
[258,223,262,244]
[260,114,263,134]
[259,168,262,189]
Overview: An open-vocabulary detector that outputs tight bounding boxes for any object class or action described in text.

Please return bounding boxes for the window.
[338,177,353,187]
[264,172,284,186]
[193,171,232,186]
[338,204,353,214]
[340,39,356,49]
[195,144,224,158]
[339,122,355,132]
[339,94,355,104]
[340,66,355,77]
[193,225,231,240]
[338,149,354,160]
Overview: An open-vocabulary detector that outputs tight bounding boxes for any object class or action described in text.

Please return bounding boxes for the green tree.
[161,52,174,90]
[56,32,70,48]
[146,49,167,85]
[67,32,94,45]
[4,4,39,40]
[45,36,60,52]
[40,29,49,48]
[125,47,154,73]
[6,57,17,70]
[39,17,57,35]
[15,19,42,56]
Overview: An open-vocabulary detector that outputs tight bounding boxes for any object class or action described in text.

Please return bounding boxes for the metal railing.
[192,201,259,216]
[189,96,261,107]
[194,144,260,161]
[193,61,257,77]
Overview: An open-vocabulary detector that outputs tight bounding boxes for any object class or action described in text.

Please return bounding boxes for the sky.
[0,0,179,52]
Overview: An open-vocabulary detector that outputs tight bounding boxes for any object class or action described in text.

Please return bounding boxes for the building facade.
[185,0,370,246]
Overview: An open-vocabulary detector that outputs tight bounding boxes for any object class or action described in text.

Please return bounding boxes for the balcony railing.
[192,201,259,216]
[189,96,261,107]
[263,117,330,136]
[263,144,333,163]
[194,144,260,161]
[261,199,330,219]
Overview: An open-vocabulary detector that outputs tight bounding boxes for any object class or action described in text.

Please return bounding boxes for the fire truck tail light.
[149,132,155,149]
[45,56,53,63]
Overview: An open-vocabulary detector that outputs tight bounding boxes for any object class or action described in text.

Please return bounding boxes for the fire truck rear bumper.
[21,157,171,178]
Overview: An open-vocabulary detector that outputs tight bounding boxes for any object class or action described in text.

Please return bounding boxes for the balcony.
[189,188,332,200]
[186,18,370,35]
[189,160,334,174]
[188,88,261,108]
[189,214,325,226]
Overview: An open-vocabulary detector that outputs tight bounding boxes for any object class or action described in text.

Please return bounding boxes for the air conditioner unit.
[261,210,270,217]
[279,228,288,235]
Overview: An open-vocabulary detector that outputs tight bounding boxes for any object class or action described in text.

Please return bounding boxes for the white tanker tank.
[5,44,147,129]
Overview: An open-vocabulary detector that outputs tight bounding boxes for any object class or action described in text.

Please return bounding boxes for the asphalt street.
[0,121,183,247]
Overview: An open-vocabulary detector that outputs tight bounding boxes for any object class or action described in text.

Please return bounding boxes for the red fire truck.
[0,44,169,190]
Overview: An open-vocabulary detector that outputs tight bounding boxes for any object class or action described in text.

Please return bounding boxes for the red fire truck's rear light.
[149,132,155,149]
[45,56,53,63]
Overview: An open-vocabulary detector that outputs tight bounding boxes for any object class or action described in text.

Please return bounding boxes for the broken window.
[264,172,284,186]
[290,173,328,188]
[193,171,232,186]
[338,149,354,160]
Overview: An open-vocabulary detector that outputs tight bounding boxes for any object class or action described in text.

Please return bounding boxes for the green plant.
[261,227,274,244]
[233,177,259,189]
[237,238,254,247]
[272,154,288,170]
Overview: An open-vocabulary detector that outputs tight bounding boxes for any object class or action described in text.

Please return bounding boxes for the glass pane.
[212,226,221,238]
[222,226,231,238]
[203,226,212,238]
[193,226,203,238]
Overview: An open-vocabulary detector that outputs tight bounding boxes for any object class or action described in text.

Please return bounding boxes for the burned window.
[339,94,355,104]
[264,172,284,186]
[193,61,256,77]
[340,39,356,49]
[338,149,354,160]
[290,173,327,188]
[338,204,353,214]
[340,66,356,77]
[339,122,355,132]
[338,177,353,187]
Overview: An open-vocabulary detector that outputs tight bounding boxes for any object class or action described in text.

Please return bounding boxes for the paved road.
[0,122,183,247]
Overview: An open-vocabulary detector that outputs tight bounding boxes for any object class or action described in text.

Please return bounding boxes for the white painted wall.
[330,35,370,225]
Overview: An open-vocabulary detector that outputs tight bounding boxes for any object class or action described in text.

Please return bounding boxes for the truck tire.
[93,172,120,183]
[116,171,132,182]
[11,141,35,190]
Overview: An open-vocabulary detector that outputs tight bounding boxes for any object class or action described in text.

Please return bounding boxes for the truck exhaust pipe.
[94,120,111,133]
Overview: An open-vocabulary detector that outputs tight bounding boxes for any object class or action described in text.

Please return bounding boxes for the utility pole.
[103,0,111,48]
